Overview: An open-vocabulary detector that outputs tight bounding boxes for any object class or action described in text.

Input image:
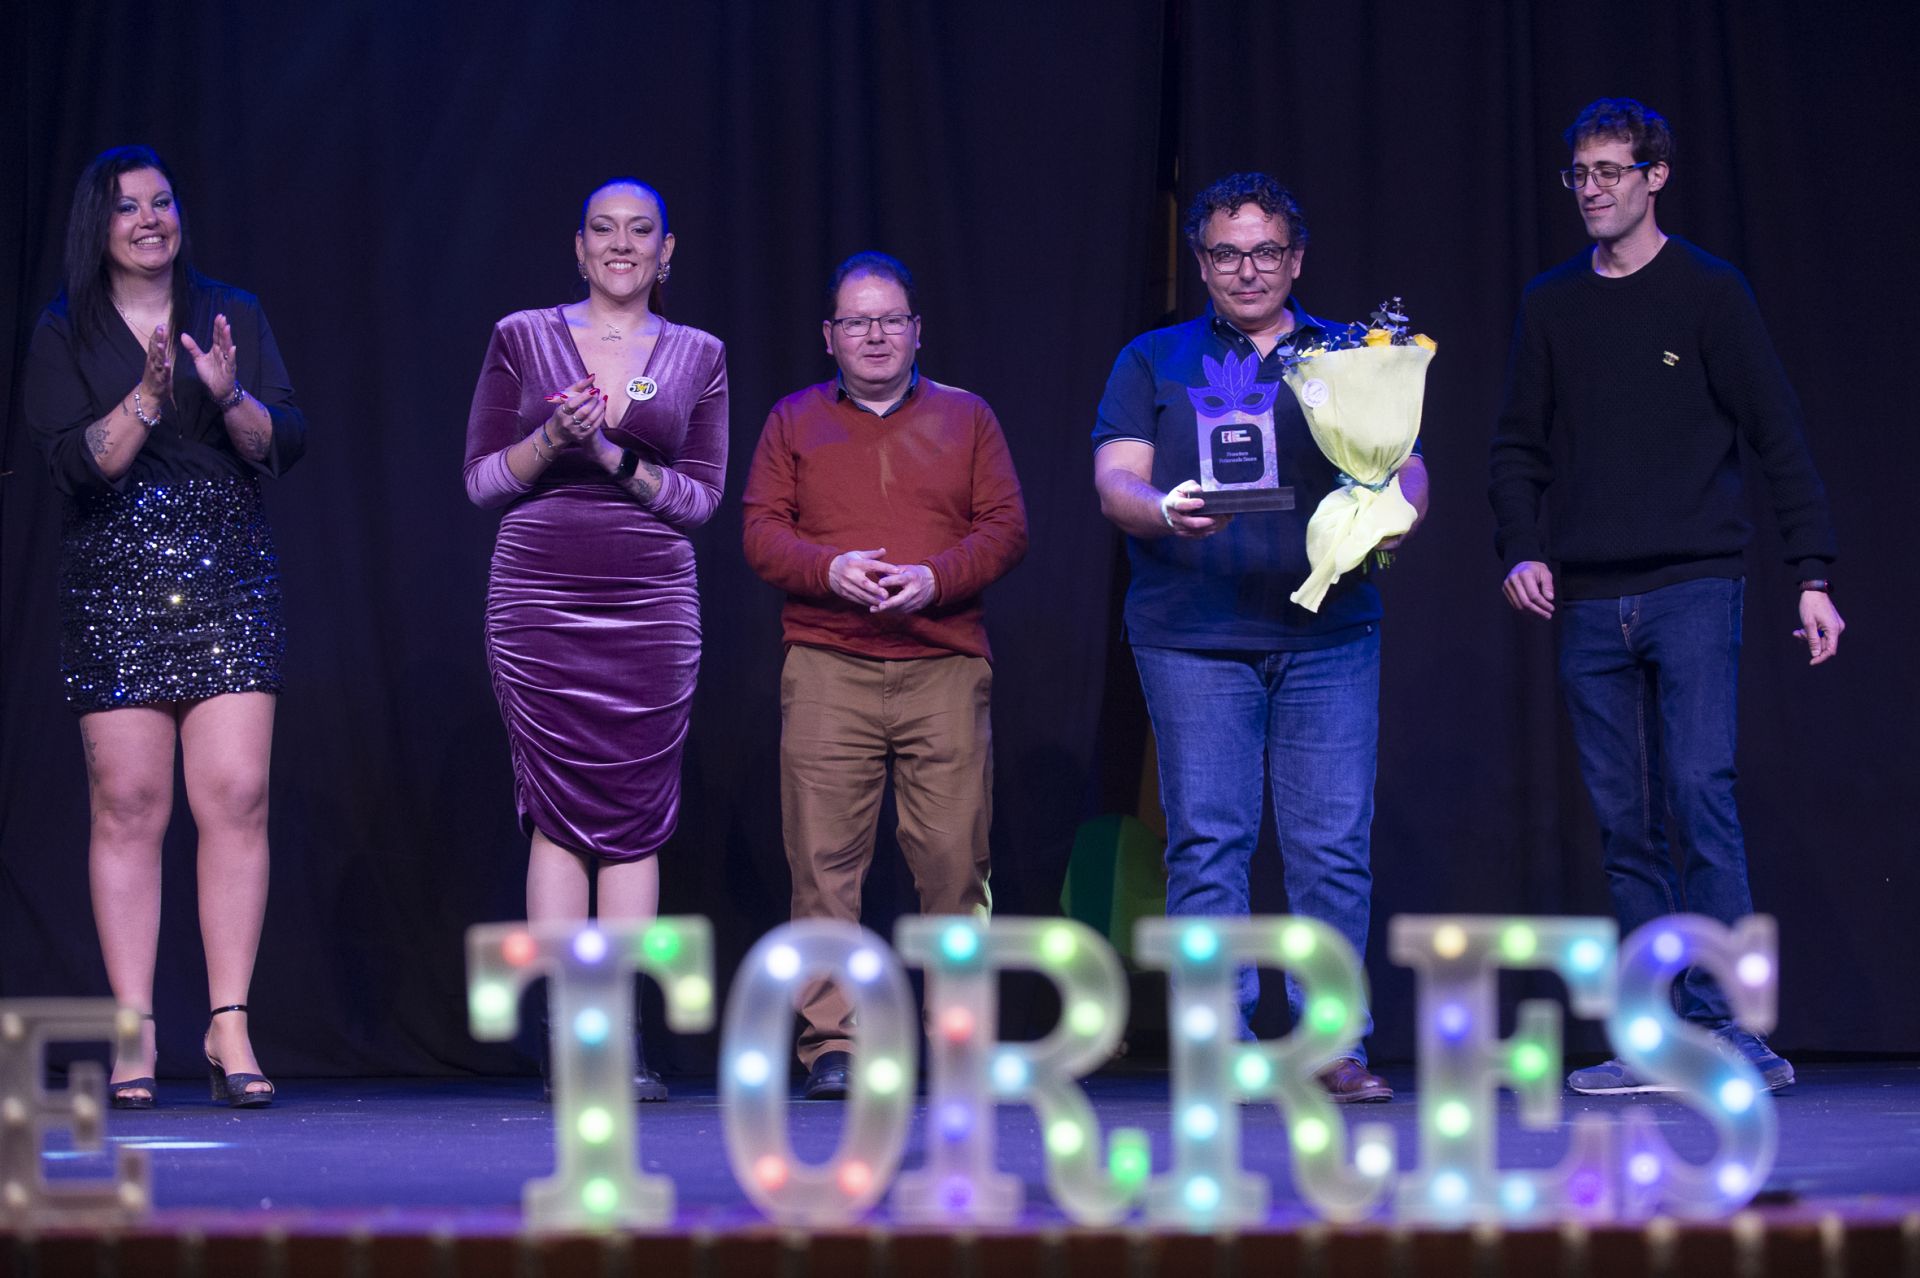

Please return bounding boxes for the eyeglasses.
[1202,243,1293,273]
[829,313,916,336]
[1559,161,1652,190]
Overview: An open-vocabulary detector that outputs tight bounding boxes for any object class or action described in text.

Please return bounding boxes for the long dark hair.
[63,145,198,348]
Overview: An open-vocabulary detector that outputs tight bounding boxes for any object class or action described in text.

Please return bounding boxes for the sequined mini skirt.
[60,475,285,713]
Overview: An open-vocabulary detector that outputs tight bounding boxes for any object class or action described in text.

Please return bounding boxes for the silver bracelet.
[130,389,162,429]
[214,382,246,411]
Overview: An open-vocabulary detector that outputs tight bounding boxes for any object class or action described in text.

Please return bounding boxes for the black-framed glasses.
[1560,161,1652,190]
[829,313,916,336]
[1202,243,1293,273]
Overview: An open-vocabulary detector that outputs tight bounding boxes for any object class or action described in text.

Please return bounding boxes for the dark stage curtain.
[3,1,1915,1075]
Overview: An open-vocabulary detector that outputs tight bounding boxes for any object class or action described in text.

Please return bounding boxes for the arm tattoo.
[86,420,111,460]
[617,459,664,505]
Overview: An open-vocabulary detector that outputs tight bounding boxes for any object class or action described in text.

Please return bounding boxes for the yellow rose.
[1363,328,1391,347]
[1414,333,1437,352]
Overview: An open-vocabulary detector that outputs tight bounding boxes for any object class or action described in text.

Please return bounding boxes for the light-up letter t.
[1611,914,1779,1218]
[1137,916,1394,1226]
[895,916,1145,1226]
[1390,916,1618,1223]
[0,1000,150,1227]
[722,921,917,1225]
[466,918,714,1231]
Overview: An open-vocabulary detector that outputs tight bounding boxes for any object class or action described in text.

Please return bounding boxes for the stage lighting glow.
[1067,1001,1105,1036]
[1307,995,1347,1034]
[1431,1171,1468,1207]
[733,1050,771,1088]
[577,1107,614,1145]
[1280,923,1316,961]
[1511,1042,1549,1081]
[1719,1078,1755,1114]
[1435,1100,1471,1138]
[765,944,801,981]
[581,1177,617,1213]
[991,1052,1028,1093]
[1737,953,1772,988]
[837,1161,874,1197]
[940,924,980,963]
[1501,924,1538,961]
[1433,924,1468,958]
[1629,1152,1661,1185]
[572,1008,610,1046]
[641,925,682,964]
[1234,1051,1272,1091]
[502,932,537,967]
[572,930,607,964]
[1180,1004,1219,1041]
[1436,1002,1470,1040]
[1626,1016,1663,1052]
[1652,931,1684,964]
[1045,1120,1086,1157]
[866,1058,904,1095]
[1110,1134,1150,1187]
[939,1007,974,1043]
[1355,1140,1393,1178]
[1041,925,1077,965]
[1568,938,1606,974]
[1292,1117,1330,1155]
[1181,1104,1220,1140]
[938,1102,971,1141]
[1717,1164,1750,1195]
[1180,924,1220,962]
[847,948,884,983]
[1184,1175,1221,1212]
[754,1155,788,1191]
[943,1177,973,1210]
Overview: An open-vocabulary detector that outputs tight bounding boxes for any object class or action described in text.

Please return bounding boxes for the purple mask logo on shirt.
[1187,350,1280,418]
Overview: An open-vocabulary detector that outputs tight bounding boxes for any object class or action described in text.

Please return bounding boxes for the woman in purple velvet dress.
[463,178,727,1099]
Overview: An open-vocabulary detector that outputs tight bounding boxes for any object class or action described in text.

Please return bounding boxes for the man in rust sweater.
[742,252,1029,1100]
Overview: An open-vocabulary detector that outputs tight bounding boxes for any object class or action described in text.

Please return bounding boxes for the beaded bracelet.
[130,389,163,429]
[214,382,246,411]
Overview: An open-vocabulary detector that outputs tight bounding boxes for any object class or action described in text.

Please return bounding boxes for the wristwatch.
[614,449,640,482]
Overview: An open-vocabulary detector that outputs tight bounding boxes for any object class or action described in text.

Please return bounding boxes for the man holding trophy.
[1092,172,1429,1102]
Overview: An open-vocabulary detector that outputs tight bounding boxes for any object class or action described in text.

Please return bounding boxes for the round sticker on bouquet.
[1301,378,1330,409]
[627,376,659,402]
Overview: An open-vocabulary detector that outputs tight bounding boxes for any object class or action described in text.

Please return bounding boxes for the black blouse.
[24,279,307,495]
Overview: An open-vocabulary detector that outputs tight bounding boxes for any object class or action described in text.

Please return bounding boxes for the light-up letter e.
[0,1000,149,1227]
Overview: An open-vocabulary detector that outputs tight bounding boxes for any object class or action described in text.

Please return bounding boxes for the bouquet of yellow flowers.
[1280,299,1436,612]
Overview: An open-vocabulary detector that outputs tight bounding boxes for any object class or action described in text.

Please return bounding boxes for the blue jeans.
[1560,577,1751,1028]
[1133,632,1380,1062]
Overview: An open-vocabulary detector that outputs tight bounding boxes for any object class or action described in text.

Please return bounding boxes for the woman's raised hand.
[140,322,173,404]
[179,313,239,402]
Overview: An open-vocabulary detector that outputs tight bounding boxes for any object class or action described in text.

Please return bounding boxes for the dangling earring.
[657,263,672,283]
[577,261,588,278]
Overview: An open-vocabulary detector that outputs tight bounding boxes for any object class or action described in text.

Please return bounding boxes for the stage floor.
[36,1062,1920,1232]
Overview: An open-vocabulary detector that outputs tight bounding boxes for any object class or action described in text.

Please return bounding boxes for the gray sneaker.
[1566,1057,1681,1095]
[1713,1026,1796,1092]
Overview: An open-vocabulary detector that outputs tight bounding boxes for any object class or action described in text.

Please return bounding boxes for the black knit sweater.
[1488,237,1835,598]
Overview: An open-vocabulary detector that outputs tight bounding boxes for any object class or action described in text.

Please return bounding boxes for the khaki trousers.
[780,644,993,1066]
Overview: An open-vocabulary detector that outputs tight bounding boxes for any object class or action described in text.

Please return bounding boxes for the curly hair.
[1564,98,1676,168]
[1182,172,1309,251]
[825,251,918,317]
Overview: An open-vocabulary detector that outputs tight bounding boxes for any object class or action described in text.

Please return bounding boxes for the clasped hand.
[544,374,608,448]
[828,547,936,615]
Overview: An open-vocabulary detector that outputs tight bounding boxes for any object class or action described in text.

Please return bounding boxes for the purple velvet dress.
[463,308,728,861]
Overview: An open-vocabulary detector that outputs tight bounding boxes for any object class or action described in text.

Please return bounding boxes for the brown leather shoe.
[1317,1058,1392,1103]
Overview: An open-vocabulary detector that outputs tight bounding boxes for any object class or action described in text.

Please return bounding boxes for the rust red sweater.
[742,377,1028,661]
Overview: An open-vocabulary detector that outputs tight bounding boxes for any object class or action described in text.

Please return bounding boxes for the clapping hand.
[179,313,238,402]
[544,374,606,448]
[139,322,173,405]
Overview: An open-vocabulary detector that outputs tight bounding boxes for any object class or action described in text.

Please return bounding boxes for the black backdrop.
[4,1,1916,1077]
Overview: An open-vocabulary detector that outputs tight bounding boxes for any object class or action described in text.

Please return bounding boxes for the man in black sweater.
[1488,98,1846,1095]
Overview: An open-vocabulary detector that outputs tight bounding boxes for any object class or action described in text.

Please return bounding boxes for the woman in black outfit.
[23,146,307,1108]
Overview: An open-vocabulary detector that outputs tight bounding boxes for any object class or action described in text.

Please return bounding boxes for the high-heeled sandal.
[110,1012,157,1110]
[204,1004,275,1108]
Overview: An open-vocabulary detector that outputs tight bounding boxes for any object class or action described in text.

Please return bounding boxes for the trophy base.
[1192,486,1296,514]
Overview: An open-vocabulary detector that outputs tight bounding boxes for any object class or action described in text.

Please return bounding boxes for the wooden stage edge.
[7,1213,1920,1278]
